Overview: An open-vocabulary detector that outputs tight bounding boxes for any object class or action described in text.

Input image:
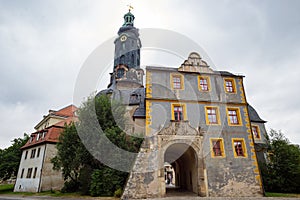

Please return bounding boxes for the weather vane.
[127,4,134,12]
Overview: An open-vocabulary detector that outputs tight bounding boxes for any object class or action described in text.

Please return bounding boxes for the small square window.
[205,106,220,125]
[198,76,210,91]
[232,138,247,158]
[224,78,236,93]
[227,107,242,126]
[171,74,184,90]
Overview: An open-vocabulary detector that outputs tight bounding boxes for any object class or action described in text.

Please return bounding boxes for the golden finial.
[127,4,134,12]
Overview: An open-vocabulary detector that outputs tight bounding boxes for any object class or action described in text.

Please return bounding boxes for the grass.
[265,192,300,198]
[0,184,14,194]
[0,184,119,199]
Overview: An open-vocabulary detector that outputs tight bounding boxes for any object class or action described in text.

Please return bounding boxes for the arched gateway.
[122,122,207,199]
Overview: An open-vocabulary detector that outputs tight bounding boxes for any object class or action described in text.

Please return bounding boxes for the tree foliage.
[0,134,29,180]
[52,94,143,195]
[260,129,300,193]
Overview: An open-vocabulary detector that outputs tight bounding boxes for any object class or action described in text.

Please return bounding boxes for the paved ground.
[1,195,300,200]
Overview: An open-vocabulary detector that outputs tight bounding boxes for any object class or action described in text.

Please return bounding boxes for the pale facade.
[14,105,77,192]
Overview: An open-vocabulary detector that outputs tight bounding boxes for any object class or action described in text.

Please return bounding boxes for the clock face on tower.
[120,35,127,42]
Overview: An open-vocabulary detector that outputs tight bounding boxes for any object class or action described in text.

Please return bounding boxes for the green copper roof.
[123,11,135,27]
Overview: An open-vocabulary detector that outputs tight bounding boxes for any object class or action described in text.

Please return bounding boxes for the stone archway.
[164,143,198,195]
[156,121,207,197]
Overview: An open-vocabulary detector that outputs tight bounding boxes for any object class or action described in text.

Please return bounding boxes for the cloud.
[0,0,300,148]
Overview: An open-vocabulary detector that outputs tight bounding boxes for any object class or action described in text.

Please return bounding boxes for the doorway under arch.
[164,143,198,196]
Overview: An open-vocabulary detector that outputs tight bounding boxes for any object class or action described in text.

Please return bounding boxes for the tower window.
[117,68,125,78]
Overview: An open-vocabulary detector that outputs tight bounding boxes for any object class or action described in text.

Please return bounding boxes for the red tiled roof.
[21,126,63,149]
[22,105,78,150]
[52,105,78,117]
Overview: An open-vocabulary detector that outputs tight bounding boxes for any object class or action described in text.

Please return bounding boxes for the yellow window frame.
[226,107,243,126]
[205,106,221,125]
[171,103,187,121]
[210,138,226,158]
[251,125,261,139]
[232,138,248,158]
[224,78,237,93]
[198,75,211,92]
[170,73,184,90]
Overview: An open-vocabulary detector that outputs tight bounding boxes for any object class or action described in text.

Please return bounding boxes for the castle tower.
[108,9,144,90]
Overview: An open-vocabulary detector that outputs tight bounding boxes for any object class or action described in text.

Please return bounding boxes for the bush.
[61,180,79,193]
[114,188,123,198]
[90,167,128,197]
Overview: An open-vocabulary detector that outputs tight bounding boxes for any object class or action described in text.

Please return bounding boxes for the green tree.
[260,129,300,193]
[0,134,29,180]
[52,94,143,195]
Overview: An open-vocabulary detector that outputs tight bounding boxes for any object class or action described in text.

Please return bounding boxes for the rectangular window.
[171,74,184,90]
[205,106,220,125]
[33,167,38,179]
[224,78,236,93]
[171,103,186,121]
[30,149,36,159]
[25,151,28,160]
[210,138,225,158]
[252,125,260,139]
[26,168,33,178]
[198,76,210,91]
[232,138,247,158]
[37,148,41,158]
[174,106,183,121]
[20,168,24,178]
[227,107,242,126]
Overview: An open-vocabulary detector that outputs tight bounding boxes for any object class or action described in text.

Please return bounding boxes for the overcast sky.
[1,0,300,149]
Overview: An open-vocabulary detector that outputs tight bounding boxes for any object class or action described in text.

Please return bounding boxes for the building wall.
[36,117,64,131]
[40,144,64,191]
[144,67,262,197]
[14,145,46,192]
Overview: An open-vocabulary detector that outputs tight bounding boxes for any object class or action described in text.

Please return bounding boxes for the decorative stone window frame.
[232,138,248,158]
[205,106,221,125]
[198,75,211,92]
[224,78,237,93]
[226,107,243,126]
[210,138,226,158]
[170,73,184,90]
[171,103,187,121]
